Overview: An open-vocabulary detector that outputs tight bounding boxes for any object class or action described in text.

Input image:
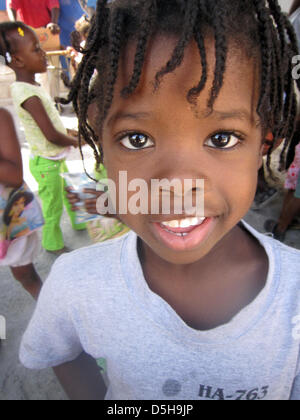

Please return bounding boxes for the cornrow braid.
[187,10,207,105]
[268,22,281,141]
[57,0,300,176]
[267,1,299,152]
[206,0,228,110]
[250,0,299,175]
[268,0,288,61]
[102,8,125,123]
[267,2,286,146]
[280,93,297,170]
[77,53,101,169]
[154,0,199,90]
[253,0,273,129]
[121,0,157,98]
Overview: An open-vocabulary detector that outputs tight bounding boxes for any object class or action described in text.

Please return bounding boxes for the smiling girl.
[20,0,300,400]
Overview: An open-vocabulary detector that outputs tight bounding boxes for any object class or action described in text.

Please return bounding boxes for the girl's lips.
[151,217,217,251]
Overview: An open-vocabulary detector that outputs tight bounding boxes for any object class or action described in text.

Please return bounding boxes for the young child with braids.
[0,21,85,254]
[20,0,300,400]
[0,108,42,299]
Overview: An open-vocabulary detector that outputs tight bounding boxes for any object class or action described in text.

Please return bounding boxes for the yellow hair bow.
[17,27,25,37]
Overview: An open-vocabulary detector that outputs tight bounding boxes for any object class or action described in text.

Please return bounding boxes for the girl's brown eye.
[120,133,154,150]
[205,132,242,149]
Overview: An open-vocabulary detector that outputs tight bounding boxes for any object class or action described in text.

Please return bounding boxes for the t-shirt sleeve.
[19,258,83,369]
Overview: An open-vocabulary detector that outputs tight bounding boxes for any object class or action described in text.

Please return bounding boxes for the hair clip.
[5,52,12,63]
[17,27,25,37]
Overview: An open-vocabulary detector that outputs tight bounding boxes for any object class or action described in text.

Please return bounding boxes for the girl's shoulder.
[10,81,42,97]
[10,82,47,110]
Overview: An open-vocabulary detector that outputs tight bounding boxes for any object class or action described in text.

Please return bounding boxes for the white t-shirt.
[20,222,300,400]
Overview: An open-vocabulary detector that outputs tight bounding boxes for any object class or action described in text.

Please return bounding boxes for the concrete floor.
[0,93,299,400]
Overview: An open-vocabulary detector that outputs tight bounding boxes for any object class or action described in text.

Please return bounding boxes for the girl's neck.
[138,224,269,331]
[15,70,38,86]
[139,223,267,290]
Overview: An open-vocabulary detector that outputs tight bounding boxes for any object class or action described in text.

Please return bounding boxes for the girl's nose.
[154,138,212,187]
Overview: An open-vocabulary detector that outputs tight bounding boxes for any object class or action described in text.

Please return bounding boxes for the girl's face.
[10,197,26,218]
[100,35,264,265]
[12,28,48,74]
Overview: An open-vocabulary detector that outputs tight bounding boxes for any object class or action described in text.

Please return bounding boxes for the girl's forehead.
[111,35,260,119]
[124,33,257,79]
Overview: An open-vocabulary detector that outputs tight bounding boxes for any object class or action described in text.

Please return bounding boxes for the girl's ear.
[11,54,25,69]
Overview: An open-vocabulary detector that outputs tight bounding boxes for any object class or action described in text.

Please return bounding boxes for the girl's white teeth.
[161,217,206,229]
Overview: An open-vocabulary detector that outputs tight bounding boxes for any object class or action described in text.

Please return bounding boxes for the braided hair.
[0,21,28,65]
[58,0,300,170]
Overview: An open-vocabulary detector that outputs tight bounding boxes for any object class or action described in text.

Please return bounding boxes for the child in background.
[0,108,42,299]
[74,14,91,43]
[67,15,91,75]
[65,101,130,243]
[66,167,130,243]
[0,22,85,254]
[265,141,300,241]
[20,0,300,400]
